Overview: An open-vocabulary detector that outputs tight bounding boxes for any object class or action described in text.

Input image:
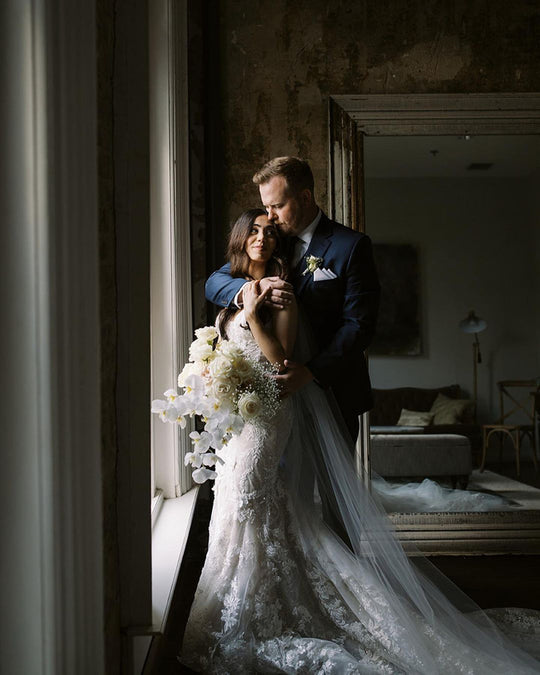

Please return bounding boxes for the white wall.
[366,176,540,423]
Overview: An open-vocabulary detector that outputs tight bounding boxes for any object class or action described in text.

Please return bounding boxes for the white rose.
[234,355,253,380]
[238,391,262,421]
[219,341,244,360]
[209,355,233,380]
[212,377,235,401]
[194,325,218,343]
[227,372,241,389]
[189,338,214,363]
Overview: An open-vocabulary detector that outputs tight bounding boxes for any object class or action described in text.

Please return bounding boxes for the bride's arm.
[272,296,297,359]
[243,281,297,369]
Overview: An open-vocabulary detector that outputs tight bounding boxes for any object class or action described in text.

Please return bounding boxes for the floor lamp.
[459,310,487,423]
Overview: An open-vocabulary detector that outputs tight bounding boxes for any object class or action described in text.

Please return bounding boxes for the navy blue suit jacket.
[205,213,380,420]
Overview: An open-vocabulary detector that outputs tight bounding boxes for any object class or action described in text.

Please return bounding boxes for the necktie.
[290,236,304,268]
[287,236,305,284]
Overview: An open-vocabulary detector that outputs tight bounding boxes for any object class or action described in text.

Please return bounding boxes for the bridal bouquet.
[151,325,280,483]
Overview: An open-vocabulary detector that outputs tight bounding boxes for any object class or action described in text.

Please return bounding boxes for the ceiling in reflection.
[364,135,540,178]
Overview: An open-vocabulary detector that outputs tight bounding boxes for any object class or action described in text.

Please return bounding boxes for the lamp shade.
[459,310,487,334]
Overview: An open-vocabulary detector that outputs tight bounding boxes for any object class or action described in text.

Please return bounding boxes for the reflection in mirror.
[365,135,540,515]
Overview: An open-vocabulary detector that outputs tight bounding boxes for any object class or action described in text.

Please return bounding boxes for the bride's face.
[244,215,278,263]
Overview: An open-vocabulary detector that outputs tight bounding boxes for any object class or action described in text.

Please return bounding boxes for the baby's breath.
[246,360,282,424]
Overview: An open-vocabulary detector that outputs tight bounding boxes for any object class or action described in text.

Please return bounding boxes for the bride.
[179,208,539,673]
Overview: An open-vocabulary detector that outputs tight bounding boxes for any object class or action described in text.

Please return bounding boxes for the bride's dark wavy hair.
[218,208,289,338]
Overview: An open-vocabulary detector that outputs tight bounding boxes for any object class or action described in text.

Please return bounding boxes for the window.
[150,0,193,504]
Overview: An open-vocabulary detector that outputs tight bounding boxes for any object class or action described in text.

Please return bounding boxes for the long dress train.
[180,310,540,673]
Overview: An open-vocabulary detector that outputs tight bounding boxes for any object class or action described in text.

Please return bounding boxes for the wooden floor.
[146,461,540,673]
[487,459,540,489]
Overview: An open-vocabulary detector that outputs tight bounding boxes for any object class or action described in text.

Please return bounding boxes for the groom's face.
[259,176,305,236]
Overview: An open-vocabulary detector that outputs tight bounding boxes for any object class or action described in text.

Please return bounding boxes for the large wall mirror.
[329,93,540,554]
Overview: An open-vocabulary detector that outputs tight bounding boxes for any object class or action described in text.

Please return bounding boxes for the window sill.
[151,488,164,528]
[127,486,199,674]
[151,486,199,632]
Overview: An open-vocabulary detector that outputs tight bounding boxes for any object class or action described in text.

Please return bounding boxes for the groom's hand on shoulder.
[274,360,314,397]
[257,277,294,310]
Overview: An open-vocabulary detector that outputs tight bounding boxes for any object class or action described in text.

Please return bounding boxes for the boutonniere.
[302,255,324,276]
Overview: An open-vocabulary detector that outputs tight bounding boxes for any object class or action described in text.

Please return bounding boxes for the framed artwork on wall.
[371,243,421,356]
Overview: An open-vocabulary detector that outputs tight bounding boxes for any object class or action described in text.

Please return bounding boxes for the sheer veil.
[280,312,540,672]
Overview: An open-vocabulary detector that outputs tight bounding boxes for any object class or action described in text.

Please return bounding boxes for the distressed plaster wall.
[215,0,540,229]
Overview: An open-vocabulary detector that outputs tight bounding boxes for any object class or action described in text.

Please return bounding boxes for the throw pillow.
[430,392,474,425]
[396,409,435,426]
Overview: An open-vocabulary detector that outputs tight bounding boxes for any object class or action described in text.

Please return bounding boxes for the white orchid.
[189,430,212,454]
[222,413,244,436]
[202,452,223,467]
[151,399,180,424]
[178,361,204,387]
[202,417,229,451]
[192,467,217,484]
[151,399,169,422]
[171,396,190,427]
[165,405,181,423]
[209,431,229,453]
[184,398,205,418]
[184,451,203,468]
[183,373,205,397]
[197,401,216,423]
[203,416,222,434]
[207,396,234,418]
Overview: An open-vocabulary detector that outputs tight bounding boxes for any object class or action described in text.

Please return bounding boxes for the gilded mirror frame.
[328,92,540,555]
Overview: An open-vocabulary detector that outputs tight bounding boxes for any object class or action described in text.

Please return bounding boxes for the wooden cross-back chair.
[480,379,540,477]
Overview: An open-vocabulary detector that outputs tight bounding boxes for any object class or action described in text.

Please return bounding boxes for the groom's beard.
[269,204,308,236]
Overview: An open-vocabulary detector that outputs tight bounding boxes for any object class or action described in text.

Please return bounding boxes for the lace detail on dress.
[221,309,269,364]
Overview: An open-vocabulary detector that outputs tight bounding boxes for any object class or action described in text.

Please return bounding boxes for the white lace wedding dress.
[180,311,540,674]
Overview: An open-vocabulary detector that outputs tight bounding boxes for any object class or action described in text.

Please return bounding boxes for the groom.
[206,156,380,444]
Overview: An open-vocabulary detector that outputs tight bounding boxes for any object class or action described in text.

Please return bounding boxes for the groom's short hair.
[253,156,314,196]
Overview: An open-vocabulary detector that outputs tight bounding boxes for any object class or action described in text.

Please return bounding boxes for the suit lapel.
[294,214,333,296]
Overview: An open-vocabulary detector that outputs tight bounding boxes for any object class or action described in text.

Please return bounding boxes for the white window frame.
[150,0,194,503]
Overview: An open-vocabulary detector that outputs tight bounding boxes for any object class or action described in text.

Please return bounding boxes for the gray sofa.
[370,434,472,488]
[370,384,481,459]
[369,385,479,485]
